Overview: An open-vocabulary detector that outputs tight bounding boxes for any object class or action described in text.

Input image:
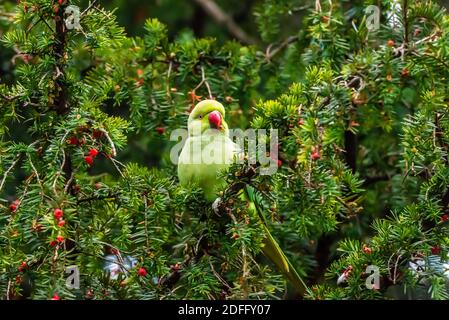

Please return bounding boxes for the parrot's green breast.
[178,133,239,201]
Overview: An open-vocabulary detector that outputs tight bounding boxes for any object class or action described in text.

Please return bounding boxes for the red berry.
[321,16,329,23]
[362,245,372,254]
[138,267,147,277]
[311,151,321,161]
[58,0,64,5]
[15,275,22,284]
[137,69,144,77]
[51,294,60,300]
[84,155,94,166]
[68,137,78,145]
[401,69,410,77]
[277,159,282,167]
[387,39,395,47]
[53,208,63,220]
[343,265,353,277]
[431,246,440,255]
[18,261,27,272]
[53,4,59,13]
[58,220,66,227]
[88,148,99,157]
[22,54,31,63]
[56,235,65,243]
[9,199,20,212]
[86,289,94,299]
[156,127,165,135]
[441,214,449,222]
[49,240,57,247]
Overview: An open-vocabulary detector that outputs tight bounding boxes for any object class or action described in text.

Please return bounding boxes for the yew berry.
[431,246,441,255]
[18,261,27,272]
[68,137,79,145]
[311,150,321,161]
[138,267,147,277]
[10,201,19,212]
[362,245,372,254]
[54,208,63,220]
[84,155,94,166]
[89,148,99,157]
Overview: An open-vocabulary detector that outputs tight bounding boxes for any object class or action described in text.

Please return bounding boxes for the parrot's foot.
[212,197,223,217]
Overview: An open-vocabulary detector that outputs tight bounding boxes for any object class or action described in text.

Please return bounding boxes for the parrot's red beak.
[208,110,222,129]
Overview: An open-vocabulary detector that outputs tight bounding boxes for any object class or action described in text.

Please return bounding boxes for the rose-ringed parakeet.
[178,100,308,296]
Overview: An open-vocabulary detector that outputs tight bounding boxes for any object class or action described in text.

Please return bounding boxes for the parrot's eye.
[198,115,202,119]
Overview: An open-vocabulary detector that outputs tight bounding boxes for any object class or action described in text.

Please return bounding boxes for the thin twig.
[202,67,213,99]
[76,194,119,204]
[166,61,173,99]
[99,128,117,158]
[52,148,66,196]
[0,155,21,193]
[6,280,11,300]
[265,36,299,62]
[209,258,231,289]
[28,154,42,187]
[64,170,76,194]
[110,158,125,178]
[81,0,100,18]
[38,15,55,33]
[193,66,213,99]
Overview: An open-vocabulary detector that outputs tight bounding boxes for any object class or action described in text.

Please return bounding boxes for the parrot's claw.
[212,197,223,217]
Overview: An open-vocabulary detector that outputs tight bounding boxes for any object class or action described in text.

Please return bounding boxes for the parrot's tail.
[260,224,308,297]
[241,186,308,297]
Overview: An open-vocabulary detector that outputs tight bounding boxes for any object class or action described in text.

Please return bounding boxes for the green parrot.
[177,99,308,297]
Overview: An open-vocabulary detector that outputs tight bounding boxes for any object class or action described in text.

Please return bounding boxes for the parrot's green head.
[188,100,229,136]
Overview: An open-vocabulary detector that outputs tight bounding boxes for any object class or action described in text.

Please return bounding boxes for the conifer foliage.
[1,0,449,300]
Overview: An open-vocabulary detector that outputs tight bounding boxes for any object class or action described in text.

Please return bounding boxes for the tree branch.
[193,0,257,45]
